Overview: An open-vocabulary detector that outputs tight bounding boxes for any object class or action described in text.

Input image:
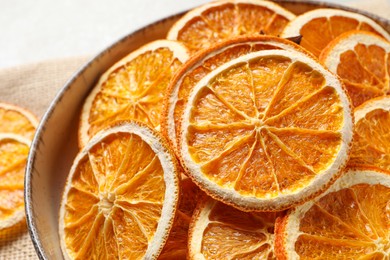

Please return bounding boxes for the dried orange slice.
[282,8,390,57]
[320,31,390,107]
[0,134,30,230]
[179,49,353,211]
[79,40,189,148]
[60,121,180,259]
[162,35,310,151]
[275,167,390,259]
[188,196,282,259]
[167,0,295,53]
[159,177,203,259]
[349,96,390,171]
[0,103,38,140]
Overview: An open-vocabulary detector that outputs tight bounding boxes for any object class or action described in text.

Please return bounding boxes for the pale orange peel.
[60,121,180,259]
[167,0,296,53]
[179,49,353,211]
[0,133,30,230]
[0,102,38,140]
[275,167,390,259]
[79,40,189,148]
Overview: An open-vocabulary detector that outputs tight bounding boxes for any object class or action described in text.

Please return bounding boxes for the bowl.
[25,1,390,259]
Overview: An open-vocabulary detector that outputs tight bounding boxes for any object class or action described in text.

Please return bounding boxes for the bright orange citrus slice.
[320,31,390,107]
[275,167,390,259]
[167,0,295,53]
[0,103,38,140]
[0,134,30,230]
[178,49,353,211]
[159,177,203,259]
[188,196,282,259]
[79,40,189,148]
[162,35,310,151]
[349,96,390,171]
[282,8,390,57]
[60,121,180,259]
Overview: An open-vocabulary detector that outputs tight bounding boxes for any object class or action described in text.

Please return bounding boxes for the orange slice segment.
[188,196,283,259]
[320,30,390,107]
[159,177,204,260]
[275,167,390,259]
[167,0,295,53]
[162,35,310,152]
[0,134,30,230]
[0,103,38,140]
[282,9,390,57]
[179,49,353,211]
[79,40,189,148]
[349,96,390,171]
[60,121,180,259]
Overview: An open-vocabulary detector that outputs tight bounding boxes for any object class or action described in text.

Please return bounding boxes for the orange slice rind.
[275,167,390,259]
[349,96,390,170]
[60,121,180,259]
[162,35,313,152]
[0,134,30,230]
[282,8,390,57]
[320,30,390,107]
[0,103,38,140]
[179,48,353,211]
[167,0,296,53]
[189,196,282,259]
[79,40,189,148]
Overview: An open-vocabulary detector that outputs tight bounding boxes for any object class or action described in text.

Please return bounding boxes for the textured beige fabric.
[0,221,38,260]
[0,56,90,118]
[0,56,89,260]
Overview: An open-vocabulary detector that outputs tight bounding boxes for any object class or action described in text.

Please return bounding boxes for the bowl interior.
[25,1,390,259]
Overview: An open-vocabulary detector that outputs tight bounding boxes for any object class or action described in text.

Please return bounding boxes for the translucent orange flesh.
[88,47,184,142]
[172,42,286,148]
[296,183,390,258]
[0,139,29,223]
[186,56,343,197]
[0,107,35,140]
[177,3,290,53]
[336,43,390,107]
[63,133,166,259]
[159,178,203,260]
[350,108,390,170]
[199,199,281,259]
[300,16,384,57]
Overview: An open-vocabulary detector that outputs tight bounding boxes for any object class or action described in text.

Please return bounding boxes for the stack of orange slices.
[57,0,390,259]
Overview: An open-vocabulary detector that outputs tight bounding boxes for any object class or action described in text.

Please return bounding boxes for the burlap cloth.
[0,1,389,259]
[0,56,90,260]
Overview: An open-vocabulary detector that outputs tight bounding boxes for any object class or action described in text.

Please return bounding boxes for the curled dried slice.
[188,195,282,259]
[349,96,390,171]
[79,40,189,148]
[275,167,390,259]
[59,121,180,259]
[179,49,353,211]
[167,0,295,53]
[282,8,390,57]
